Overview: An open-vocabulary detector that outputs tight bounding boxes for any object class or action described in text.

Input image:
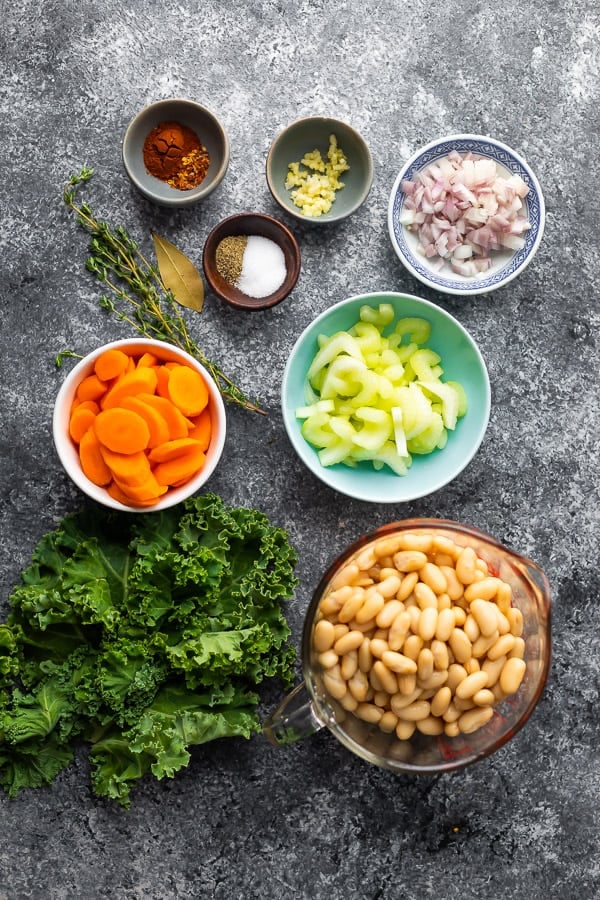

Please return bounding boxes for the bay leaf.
[152,232,204,312]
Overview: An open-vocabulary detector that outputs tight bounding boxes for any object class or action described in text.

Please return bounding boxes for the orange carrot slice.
[113,473,168,503]
[136,393,192,440]
[119,396,170,448]
[107,480,164,508]
[154,365,171,399]
[94,408,150,454]
[79,428,112,486]
[94,348,130,381]
[76,373,108,403]
[101,367,158,410]
[136,352,159,368]
[99,447,152,486]
[148,437,203,464]
[153,445,206,486]
[187,408,212,451]
[167,365,209,417]
[69,407,97,444]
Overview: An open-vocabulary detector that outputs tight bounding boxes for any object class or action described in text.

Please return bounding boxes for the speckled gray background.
[1,1,599,898]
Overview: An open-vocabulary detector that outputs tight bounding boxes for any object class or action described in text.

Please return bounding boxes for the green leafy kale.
[0,494,298,806]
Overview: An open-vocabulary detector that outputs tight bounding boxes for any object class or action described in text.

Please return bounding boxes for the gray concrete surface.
[1,1,599,898]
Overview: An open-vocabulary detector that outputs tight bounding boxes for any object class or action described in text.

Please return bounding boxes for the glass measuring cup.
[264,519,551,773]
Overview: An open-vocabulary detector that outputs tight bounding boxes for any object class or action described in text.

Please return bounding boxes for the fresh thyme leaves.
[62,168,264,414]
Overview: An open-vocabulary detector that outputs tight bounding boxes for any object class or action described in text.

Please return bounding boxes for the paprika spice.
[142,120,211,191]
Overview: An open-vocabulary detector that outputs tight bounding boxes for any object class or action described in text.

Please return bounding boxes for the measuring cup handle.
[263,681,324,746]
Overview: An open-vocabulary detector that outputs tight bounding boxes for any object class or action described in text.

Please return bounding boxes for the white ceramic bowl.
[388,134,545,296]
[53,338,226,512]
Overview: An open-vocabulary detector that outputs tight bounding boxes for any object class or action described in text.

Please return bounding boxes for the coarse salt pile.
[215,234,287,299]
[400,150,531,277]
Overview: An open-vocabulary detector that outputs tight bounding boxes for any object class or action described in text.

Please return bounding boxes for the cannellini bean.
[435,608,455,642]
[455,546,478,585]
[464,613,481,643]
[397,533,433,553]
[377,574,403,598]
[334,630,364,656]
[382,650,418,674]
[347,617,377,634]
[458,705,494,734]
[464,577,501,602]
[420,562,448,595]
[318,650,339,669]
[454,697,476,712]
[453,607,467,627]
[464,657,480,675]
[414,582,438,610]
[356,546,378,571]
[509,637,526,659]
[500,657,526,694]
[470,599,498,637]
[369,638,389,659]
[495,608,511,635]
[481,654,507,687]
[379,710,399,733]
[437,592,452,610]
[507,607,524,636]
[496,582,513,614]
[374,535,405,558]
[395,720,417,741]
[333,623,350,640]
[455,670,489,699]
[439,565,464,601]
[323,665,347,700]
[430,686,452,717]
[373,660,399,695]
[397,673,417,695]
[403,634,424,661]
[471,630,500,658]
[432,535,459,558]
[390,688,423,713]
[376,598,404,629]
[393,550,428,572]
[487,633,516,661]
[340,692,359,711]
[397,571,419,601]
[338,590,367,623]
[417,716,445,736]
[355,588,385,624]
[355,702,383,723]
[445,721,460,737]
[369,666,384,693]
[348,669,369,702]
[313,619,336,652]
[407,604,421,634]
[388,611,411,651]
[417,648,434,682]
[473,689,495,707]
[417,670,449,691]
[431,639,450,671]
[395,700,431,721]
[442,702,461,723]
[358,637,373,673]
[341,650,359,681]
[447,663,468,692]
[373,690,391,708]
[330,562,360,591]
[449,628,472,663]
[418,607,438,642]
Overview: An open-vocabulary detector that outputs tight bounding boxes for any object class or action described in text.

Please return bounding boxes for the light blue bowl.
[388,134,545,296]
[281,292,491,503]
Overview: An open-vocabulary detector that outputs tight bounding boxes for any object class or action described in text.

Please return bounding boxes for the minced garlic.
[285,133,350,217]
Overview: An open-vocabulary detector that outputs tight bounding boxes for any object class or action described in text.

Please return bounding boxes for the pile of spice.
[285,133,349,216]
[215,235,287,298]
[142,120,210,191]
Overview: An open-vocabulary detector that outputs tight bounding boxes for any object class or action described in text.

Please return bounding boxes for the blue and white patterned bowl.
[388,134,545,296]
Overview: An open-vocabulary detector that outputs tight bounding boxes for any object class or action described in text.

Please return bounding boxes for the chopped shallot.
[401,151,530,277]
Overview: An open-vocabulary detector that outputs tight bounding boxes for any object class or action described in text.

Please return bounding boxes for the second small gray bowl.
[122,98,230,208]
[266,117,373,224]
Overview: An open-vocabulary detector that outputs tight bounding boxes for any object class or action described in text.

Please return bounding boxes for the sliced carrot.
[107,480,164,508]
[101,367,158,409]
[99,446,152,486]
[187,408,212,451]
[77,400,100,414]
[148,437,203,464]
[94,348,130,381]
[153,445,206,487]
[94,408,150,454]
[76,373,108,403]
[136,393,192,440]
[119,396,170,448]
[154,365,171,399]
[136,352,158,368]
[69,406,97,444]
[79,428,112,486]
[113,473,168,503]
[167,365,209,417]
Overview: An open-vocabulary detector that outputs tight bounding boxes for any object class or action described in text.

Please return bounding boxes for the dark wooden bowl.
[202,212,301,310]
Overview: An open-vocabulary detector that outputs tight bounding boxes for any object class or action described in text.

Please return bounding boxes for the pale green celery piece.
[319,356,366,400]
[352,322,384,356]
[409,348,442,382]
[446,380,468,418]
[350,441,411,476]
[437,429,448,450]
[417,380,460,430]
[301,412,338,448]
[351,406,393,450]
[359,303,395,327]
[351,370,394,408]
[318,440,355,466]
[296,399,335,419]
[382,364,406,384]
[329,416,357,442]
[394,316,431,344]
[407,411,446,454]
[380,348,401,368]
[395,382,434,439]
[307,332,363,384]
[391,406,408,457]
[392,340,420,364]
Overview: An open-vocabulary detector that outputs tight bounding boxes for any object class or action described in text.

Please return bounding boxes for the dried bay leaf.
[152,233,204,312]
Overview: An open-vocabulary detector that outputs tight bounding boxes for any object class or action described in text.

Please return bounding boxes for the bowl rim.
[202,211,301,310]
[281,290,491,502]
[266,115,374,224]
[387,133,546,296]
[53,337,227,512]
[122,98,230,205]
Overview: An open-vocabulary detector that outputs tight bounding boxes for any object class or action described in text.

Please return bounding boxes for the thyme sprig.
[62,168,264,414]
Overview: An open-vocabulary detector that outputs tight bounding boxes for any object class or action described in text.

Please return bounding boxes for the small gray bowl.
[266,117,373,224]
[122,98,230,208]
